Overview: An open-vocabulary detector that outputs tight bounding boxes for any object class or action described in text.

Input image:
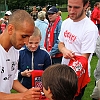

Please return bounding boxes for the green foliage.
[0,0,99,11]
[62,12,68,21]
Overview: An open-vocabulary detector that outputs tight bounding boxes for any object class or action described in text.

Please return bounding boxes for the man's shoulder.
[62,18,72,24]
[85,17,97,27]
[19,47,29,55]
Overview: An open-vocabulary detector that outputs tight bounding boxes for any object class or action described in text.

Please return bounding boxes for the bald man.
[0,10,41,100]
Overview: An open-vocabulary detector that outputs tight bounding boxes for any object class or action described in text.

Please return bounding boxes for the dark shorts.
[74,85,87,100]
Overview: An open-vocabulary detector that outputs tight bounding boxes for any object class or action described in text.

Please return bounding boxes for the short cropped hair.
[8,9,34,30]
[42,64,78,100]
[32,26,41,39]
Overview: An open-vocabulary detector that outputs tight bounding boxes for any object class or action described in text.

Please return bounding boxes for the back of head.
[42,64,78,100]
[8,9,34,30]
[38,11,46,21]
[94,2,100,7]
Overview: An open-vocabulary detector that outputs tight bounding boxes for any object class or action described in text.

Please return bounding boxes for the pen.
[27,66,29,71]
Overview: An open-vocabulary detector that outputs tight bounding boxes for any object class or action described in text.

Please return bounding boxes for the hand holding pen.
[21,66,33,77]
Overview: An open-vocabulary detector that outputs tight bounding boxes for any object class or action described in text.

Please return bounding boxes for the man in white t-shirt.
[58,0,98,99]
[0,10,41,100]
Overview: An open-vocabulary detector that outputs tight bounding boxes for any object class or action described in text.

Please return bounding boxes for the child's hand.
[21,70,33,77]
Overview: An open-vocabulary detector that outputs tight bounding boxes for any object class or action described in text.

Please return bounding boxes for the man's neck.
[0,34,11,52]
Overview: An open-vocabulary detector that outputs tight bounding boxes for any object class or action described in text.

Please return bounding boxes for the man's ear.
[7,24,14,35]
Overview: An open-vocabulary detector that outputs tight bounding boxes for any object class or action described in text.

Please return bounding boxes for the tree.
[0,0,99,11]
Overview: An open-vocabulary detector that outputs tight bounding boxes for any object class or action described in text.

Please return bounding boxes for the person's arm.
[49,40,60,56]
[82,53,90,59]
[59,42,90,59]
[58,42,75,59]
[95,36,100,59]
[0,87,41,100]
[50,20,62,56]
[12,80,28,93]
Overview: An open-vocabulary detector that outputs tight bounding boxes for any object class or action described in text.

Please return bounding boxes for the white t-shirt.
[0,45,19,93]
[58,17,98,76]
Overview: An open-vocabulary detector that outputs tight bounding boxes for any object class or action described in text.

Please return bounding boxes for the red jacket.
[91,7,100,24]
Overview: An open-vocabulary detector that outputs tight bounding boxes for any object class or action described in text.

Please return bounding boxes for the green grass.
[62,12,68,21]
[11,89,17,93]
[82,55,98,100]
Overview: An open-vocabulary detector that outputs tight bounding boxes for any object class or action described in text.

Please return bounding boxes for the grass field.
[82,55,98,100]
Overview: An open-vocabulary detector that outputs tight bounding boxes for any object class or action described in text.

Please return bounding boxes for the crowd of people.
[0,11,12,33]
[0,0,100,100]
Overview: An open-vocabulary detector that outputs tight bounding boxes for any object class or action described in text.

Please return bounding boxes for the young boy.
[42,64,78,100]
[18,27,51,89]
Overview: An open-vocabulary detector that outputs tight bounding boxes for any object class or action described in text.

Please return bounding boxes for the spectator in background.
[42,64,78,100]
[42,7,49,22]
[30,6,38,21]
[86,6,91,18]
[4,11,12,24]
[0,18,4,34]
[39,10,49,24]
[18,27,51,89]
[44,6,62,64]
[91,2,100,34]
[42,7,47,12]
[0,11,12,33]
[57,10,62,20]
[35,11,48,48]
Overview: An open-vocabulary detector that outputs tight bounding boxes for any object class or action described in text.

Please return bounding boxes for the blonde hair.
[38,11,46,21]
[32,27,41,39]
[57,11,62,16]
[42,7,47,12]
